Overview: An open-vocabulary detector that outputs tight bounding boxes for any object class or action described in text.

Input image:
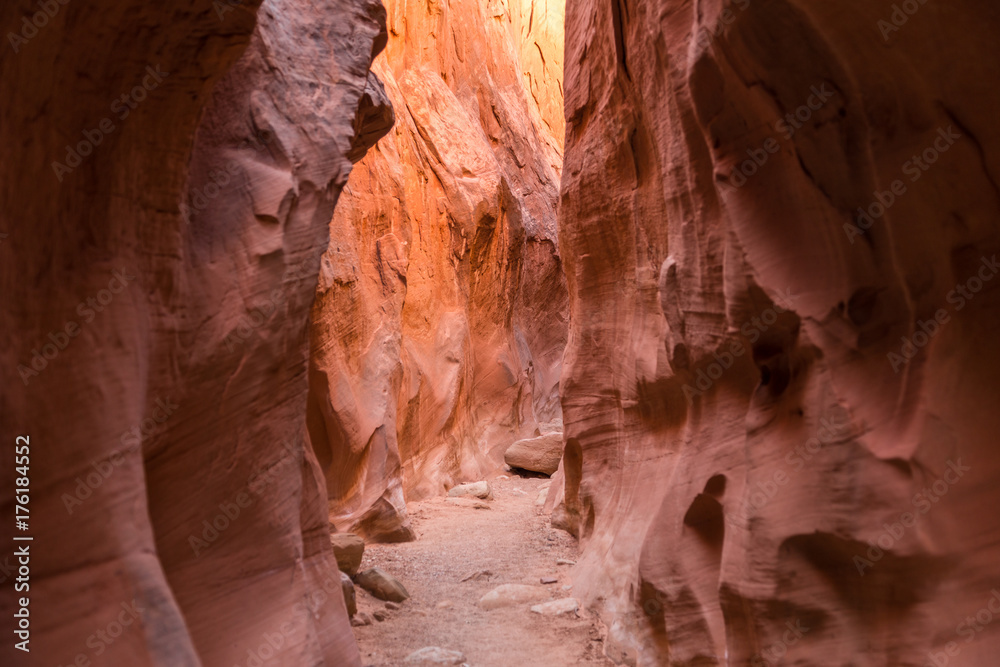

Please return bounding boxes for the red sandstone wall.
[556,0,1000,664]
[1,0,389,664]
[309,0,569,540]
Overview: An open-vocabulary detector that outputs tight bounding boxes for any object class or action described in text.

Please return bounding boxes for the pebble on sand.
[478,584,550,610]
[530,597,580,616]
[404,646,468,665]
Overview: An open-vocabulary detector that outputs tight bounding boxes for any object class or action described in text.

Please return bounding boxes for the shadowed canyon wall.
[6,0,1000,665]
[1,0,390,664]
[555,0,1000,665]
[308,0,568,540]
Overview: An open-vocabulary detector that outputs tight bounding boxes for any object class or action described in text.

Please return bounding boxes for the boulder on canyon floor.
[341,572,358,618]
[331,533,366,576]
[504,432,564,475]
[355,567,411,603]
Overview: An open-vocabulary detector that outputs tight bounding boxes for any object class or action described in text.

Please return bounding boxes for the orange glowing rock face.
[309,0,569,541]
[556,0,1000,664]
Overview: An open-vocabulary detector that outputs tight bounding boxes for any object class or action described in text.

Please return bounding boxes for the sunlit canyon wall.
[308,0,568,541]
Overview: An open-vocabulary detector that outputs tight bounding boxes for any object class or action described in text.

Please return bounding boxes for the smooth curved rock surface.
[309,0,569,540]
[448,481,493,500]
[405,646,468,665]
[1,0,389,664]
[478,584,550,610]
[557,0,1000,665]
[355,567,410,602]
[505,431,564,475]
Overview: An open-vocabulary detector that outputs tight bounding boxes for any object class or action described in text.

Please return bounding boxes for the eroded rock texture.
[1,0,389,664]
[556,0,1000,664]
[309,0,568,540]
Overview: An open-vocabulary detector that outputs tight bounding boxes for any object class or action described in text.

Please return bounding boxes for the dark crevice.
[610,0,631,81]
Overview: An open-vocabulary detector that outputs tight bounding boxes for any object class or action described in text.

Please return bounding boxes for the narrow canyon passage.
[308,0,568,545]
[308,0,585,661]
[351,474,612,666]
[4,0,1000,666]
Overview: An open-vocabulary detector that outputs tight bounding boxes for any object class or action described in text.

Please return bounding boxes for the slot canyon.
[2,1,1000,667]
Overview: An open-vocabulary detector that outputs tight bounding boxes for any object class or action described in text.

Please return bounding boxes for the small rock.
[330,533,365,576]
[535,487,549,506]
[496,475,509,481]
[385,601,401,610]
[511,488,527,497]
[556,559,576,566]
[435,600,453,609]
[460,569,494,582]
[404,646,467,665]
[530,597,579,616]
[355,567,410,602]
[351,612,373,627]
[445,497,492,510]
[540,576,558,585]
[448,481,492,499]
[504,432,564,475]
[341,571,357,617]
[373,610,387,622]
[478,584,550,610]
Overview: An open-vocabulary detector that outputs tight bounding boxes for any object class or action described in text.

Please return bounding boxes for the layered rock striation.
[556,0,1000,664]
[309,0,569,540]
[1,0,391,664]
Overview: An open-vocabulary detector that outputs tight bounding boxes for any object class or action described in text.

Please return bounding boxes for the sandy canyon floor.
[352,474,615,666]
